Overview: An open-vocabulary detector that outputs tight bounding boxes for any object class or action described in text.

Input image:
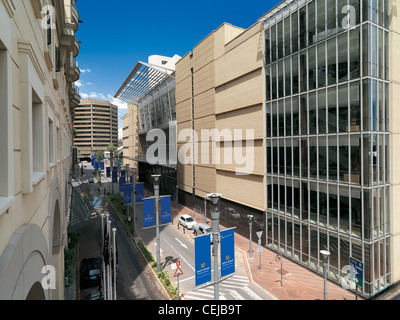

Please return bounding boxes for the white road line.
[175,238,188,250]
[164,239,195,272]
[228,290,245,300]
[242,286,263,300]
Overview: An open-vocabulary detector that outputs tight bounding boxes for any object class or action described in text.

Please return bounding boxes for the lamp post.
[320,250,330,301]
[152,174,161,273]
[207,193,222,301]
[247,215,254,259]
[132,167,136,235]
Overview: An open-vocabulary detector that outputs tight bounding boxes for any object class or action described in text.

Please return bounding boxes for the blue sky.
[74,0,282,137]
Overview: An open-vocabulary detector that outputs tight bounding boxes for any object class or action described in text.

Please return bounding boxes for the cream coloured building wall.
[175,22,265,211]
[0,0,80,300]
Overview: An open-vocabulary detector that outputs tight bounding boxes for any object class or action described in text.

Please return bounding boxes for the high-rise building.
[261,0,395,297]
[0,0,80,299]
[73,99,118,159]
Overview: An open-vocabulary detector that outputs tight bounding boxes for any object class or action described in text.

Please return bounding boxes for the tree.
[95,150,104,160]
[107,144,118,155]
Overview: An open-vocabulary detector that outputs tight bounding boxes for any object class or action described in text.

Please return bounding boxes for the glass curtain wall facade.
[264,0,390,297]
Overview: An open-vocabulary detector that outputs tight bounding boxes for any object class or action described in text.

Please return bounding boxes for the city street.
[69,167,168,300]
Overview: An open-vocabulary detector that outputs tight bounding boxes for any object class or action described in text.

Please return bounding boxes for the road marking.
[175,238,188,250]
[242,286,263,300]
[164,239,195,272]
[228,290,245,300]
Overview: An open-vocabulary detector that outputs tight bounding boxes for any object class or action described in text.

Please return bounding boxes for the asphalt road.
[72,170,167,300]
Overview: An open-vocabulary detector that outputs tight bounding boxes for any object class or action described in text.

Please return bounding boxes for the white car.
[179,214,197,230]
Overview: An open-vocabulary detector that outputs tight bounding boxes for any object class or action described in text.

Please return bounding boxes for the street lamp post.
[247,215,253,259]
[152,174,161,273]
[320,250,330,301]
[207,193,222,301]
[132,167,136,235]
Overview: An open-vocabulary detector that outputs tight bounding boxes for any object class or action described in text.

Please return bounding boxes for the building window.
[0,44,14,209]
[49,118,54,164]
[32,90,45,175]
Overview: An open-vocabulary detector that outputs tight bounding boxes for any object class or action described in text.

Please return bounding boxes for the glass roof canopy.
[114,61,175,105]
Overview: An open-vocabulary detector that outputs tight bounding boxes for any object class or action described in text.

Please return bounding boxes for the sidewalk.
[175,204,357,301]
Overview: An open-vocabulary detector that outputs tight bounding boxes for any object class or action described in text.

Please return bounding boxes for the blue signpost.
[123,183,132,204]
[143,197,155,228]
[220,228,235,278]
[195,234,212,287]
[136,182,144,202]
[119,175,126,192]
[350,257,364,300]
[106,166,111,178]
[160,196,172,224]
[112,167,117,183]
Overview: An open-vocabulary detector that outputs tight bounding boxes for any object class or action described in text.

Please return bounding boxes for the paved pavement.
[175,204,359,301]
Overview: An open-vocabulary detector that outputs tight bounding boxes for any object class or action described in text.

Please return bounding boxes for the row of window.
[267,79,389,140]
[267,132,389,186]
[266,24,389,101]
[265,0,389,64]
[266,214,390,295]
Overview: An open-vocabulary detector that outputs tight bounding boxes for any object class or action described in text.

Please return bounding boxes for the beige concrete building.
[0,0,80,299]
[175,22,266,232]
[73,99,118,159]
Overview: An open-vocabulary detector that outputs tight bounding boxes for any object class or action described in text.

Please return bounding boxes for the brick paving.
[176,203,358,301]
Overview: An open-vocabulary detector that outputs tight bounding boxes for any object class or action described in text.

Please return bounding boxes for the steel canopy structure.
[114,61,175,105]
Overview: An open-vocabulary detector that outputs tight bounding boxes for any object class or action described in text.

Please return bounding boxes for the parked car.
[80,257,102,289]
[179,214,197,230]
[85,289,103,300]
[192,223,213,243]
[88,177,94,183]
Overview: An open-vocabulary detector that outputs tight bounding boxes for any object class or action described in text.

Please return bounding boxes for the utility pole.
[207,193,222,301]
[248,215,253,259]
[152,174,161,273]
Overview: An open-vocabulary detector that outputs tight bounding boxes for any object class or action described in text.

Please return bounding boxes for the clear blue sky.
[75,0,282,137]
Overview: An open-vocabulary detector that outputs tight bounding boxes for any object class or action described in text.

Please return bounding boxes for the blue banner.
[106,167,111,178]
[112,167,117,183]
[136,182,144,202]
[121,170,125,177]
[195,234,212,287]
[123,183,132,204]
[143,197,155,227]
[100,162,104,170]
[119,176,126,192]
[220,229,235,278]
[93,160,98,171]
[160,196,171,224]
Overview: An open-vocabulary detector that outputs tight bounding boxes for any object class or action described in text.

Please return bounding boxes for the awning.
[114,61,175,105]
[130,157,177,169]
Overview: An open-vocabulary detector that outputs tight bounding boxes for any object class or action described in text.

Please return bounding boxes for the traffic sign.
[275,255,281,262]
[256,231,263,239]
[174,267,183,277]
[350,257,364,288]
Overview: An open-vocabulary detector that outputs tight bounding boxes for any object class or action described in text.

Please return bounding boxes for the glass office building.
[263,0,390,296]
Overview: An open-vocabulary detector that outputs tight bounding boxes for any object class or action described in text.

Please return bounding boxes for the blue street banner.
[136,182,144,202]
[112,167,118,183]
[123,183,133,204]
[130,175,133,184]
[106,167,111,178]
[160,196,171,224]
[220,228,235,278]
[121,170,126,177]
[119,176,126,192]
[93,160,98,171]
[143,197,155,227]
[195,234,212,287]
[100,162,104,170]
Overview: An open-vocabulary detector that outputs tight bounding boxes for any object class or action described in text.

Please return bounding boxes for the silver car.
[192,223,213,242]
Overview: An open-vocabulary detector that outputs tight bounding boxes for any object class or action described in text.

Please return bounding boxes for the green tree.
[95,150,104,160]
